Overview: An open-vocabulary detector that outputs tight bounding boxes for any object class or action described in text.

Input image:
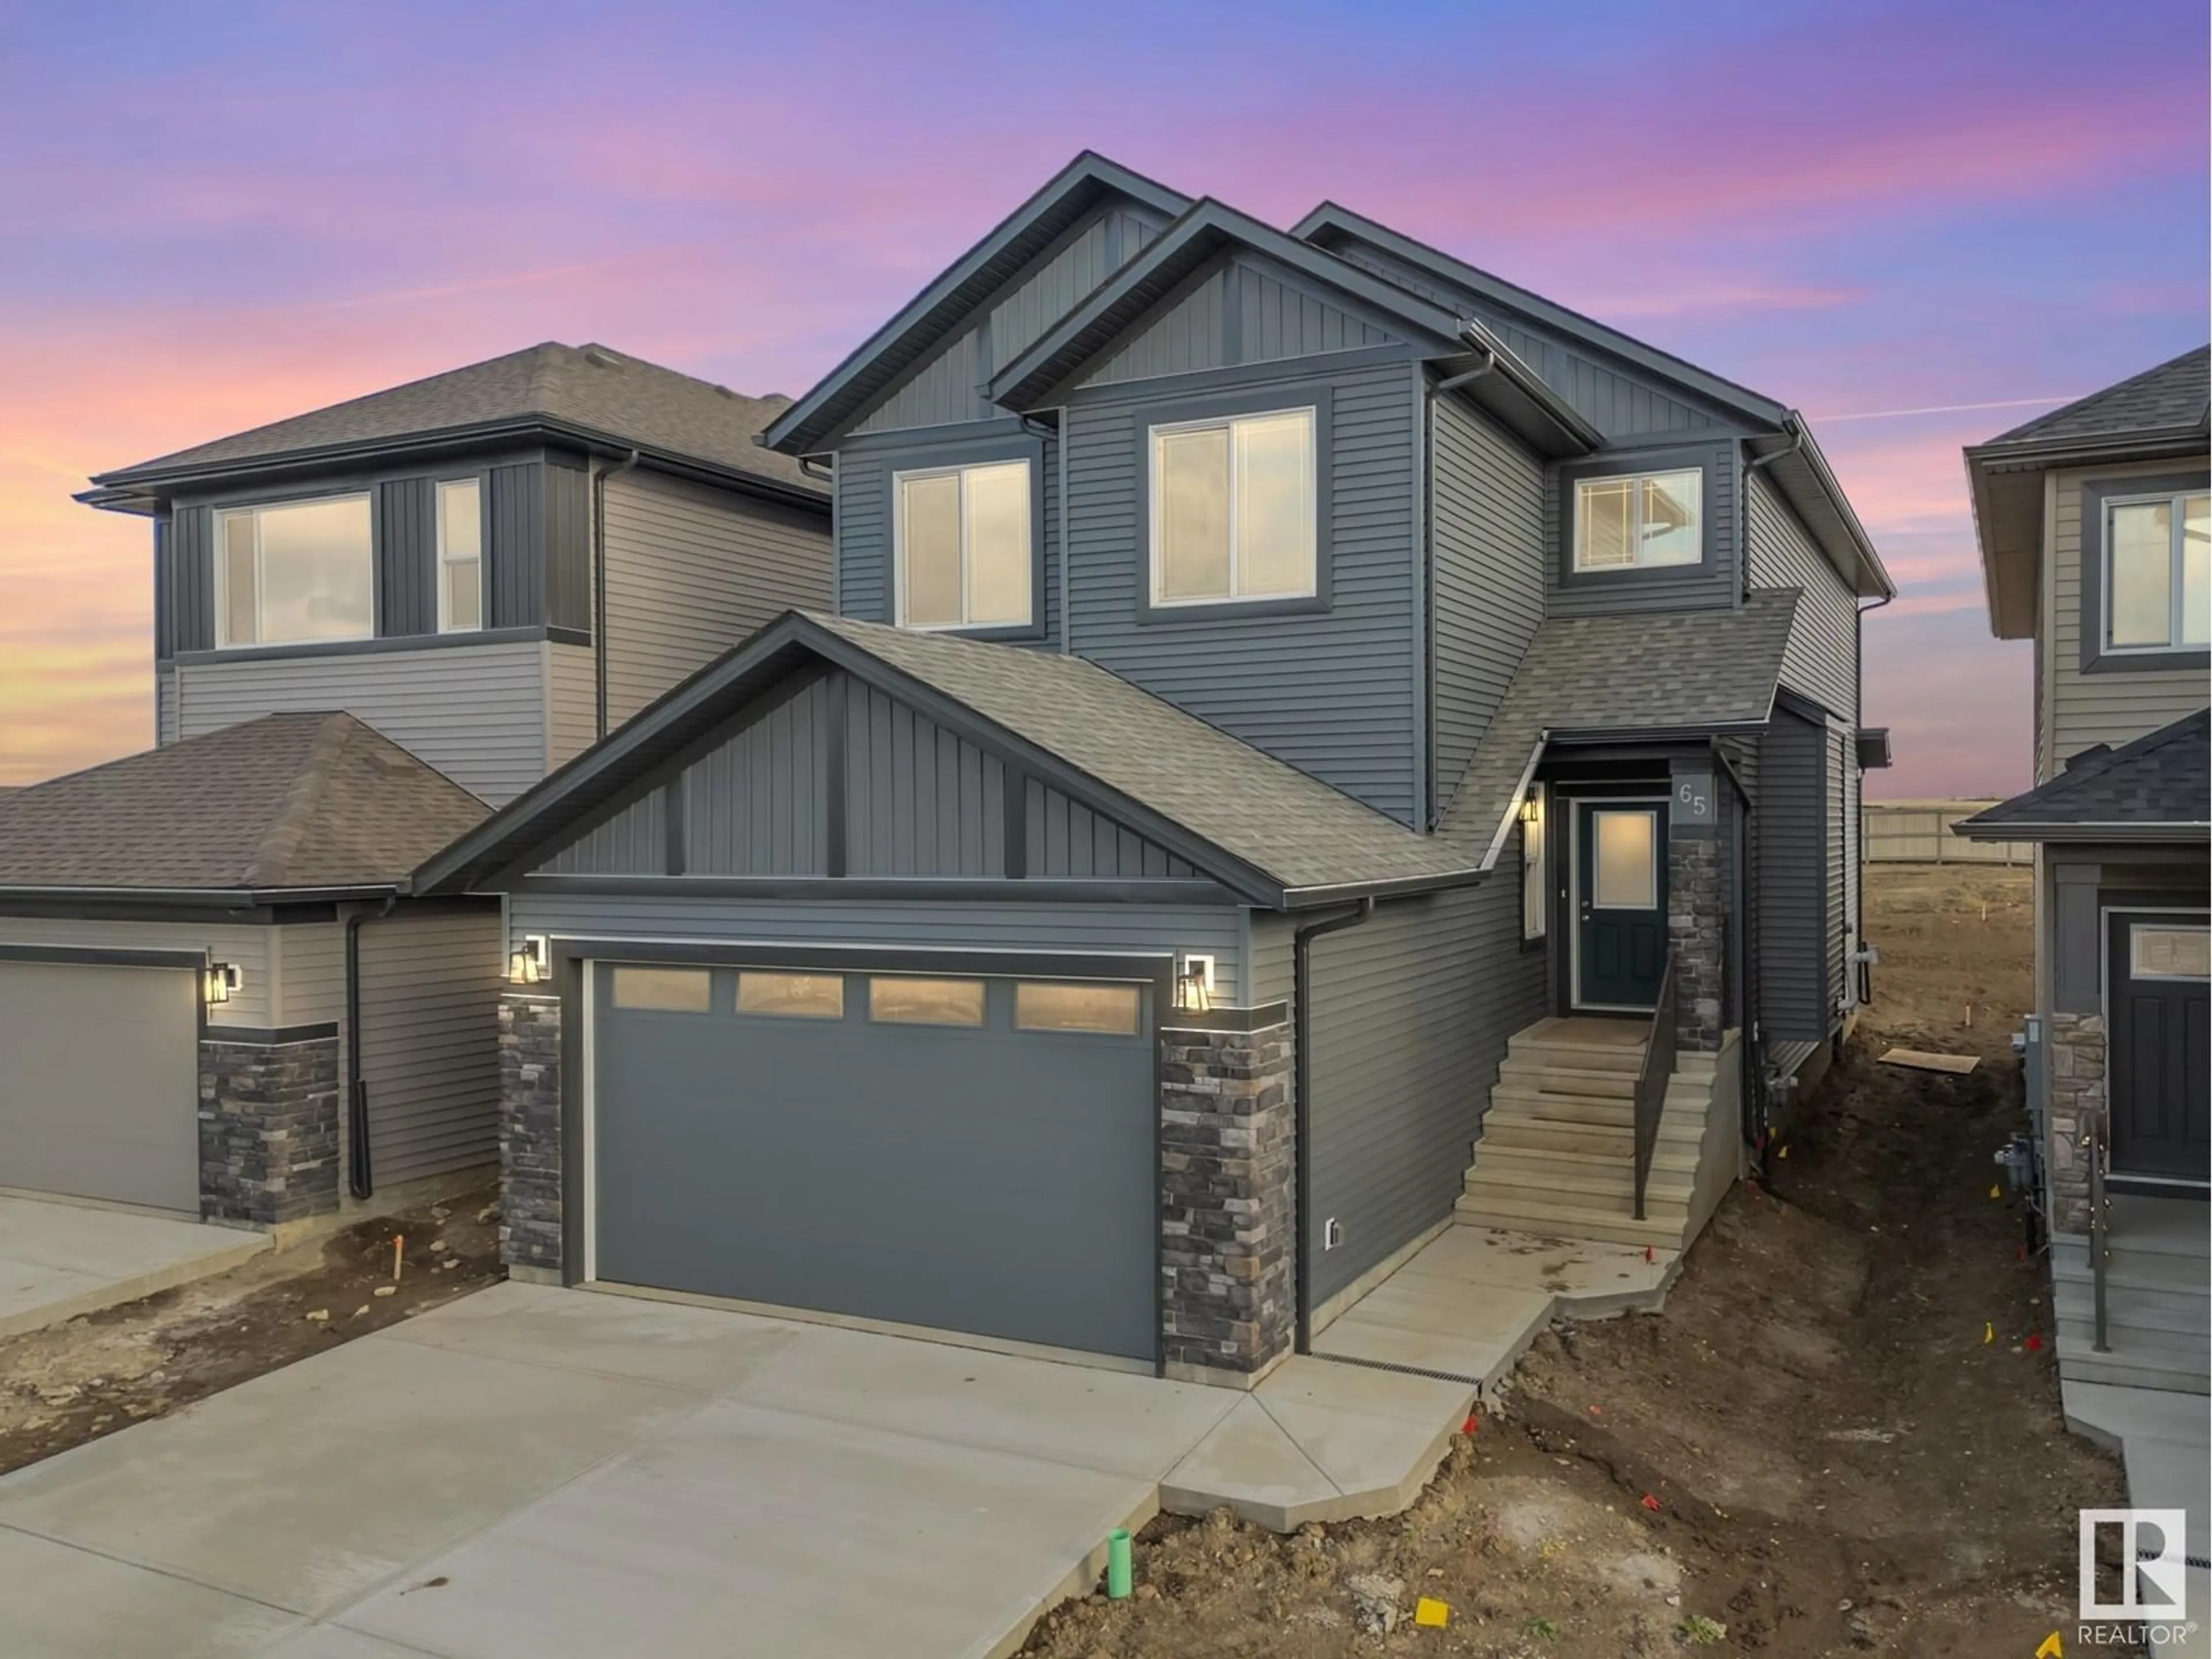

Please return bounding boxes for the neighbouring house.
[414,153,1894,1385]
[0,343,830,1228]
[1957,346,2210,1406]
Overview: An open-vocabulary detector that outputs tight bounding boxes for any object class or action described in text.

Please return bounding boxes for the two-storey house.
[1959,347,2209,1408]
[0,343,830,1233]
[417,154,1893,1387]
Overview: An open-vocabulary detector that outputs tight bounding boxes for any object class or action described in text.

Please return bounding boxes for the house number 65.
[1675,779,1713,821]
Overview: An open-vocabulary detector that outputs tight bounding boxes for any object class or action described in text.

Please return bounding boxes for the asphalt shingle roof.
[1986,346,2210,448]
[1436,589,1801,861]
[1956,710,2209,839]
[0,713,490,892]
[94,343,820,495]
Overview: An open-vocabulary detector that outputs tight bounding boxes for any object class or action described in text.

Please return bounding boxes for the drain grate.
[1313,1350,1488,1391]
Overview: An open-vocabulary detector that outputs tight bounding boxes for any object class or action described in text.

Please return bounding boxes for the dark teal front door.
[2107,911,2210,1183]
[1574,800,1668,1010]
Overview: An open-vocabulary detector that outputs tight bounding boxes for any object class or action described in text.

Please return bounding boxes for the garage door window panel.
[868,976,986,1026]
[736,971,847,1018]
[1014,981,1143,1036]
[611,966,713,1012]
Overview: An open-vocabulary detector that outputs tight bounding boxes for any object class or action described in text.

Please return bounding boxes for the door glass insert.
[735,971,845,1018]
[2130,924,2210,981]
[1591,809,1658,910]
[1014,981,1141,1035]
[610,966,713,1012]
[868,976,986,1027]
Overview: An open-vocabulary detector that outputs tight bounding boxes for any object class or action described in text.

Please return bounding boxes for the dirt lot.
[1025,863,2124,1657]
[0,1180,501,1477]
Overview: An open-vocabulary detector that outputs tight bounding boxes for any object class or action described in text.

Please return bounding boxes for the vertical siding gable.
[1025,780,1197,878]
[1083,257,1404,389]
[1744,467,1857,717]
[1430,391,1544,816]
[844,679,1007,877]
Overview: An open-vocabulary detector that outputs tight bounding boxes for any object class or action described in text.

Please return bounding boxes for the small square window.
[1573,468,1703,573]
[736,971,845,1018]
[893,460,1032,630]
[611,966,712,1012]
[868,976,986,1026]
[1014,981,1142,1035]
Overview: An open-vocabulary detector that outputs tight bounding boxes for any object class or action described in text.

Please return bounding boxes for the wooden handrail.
[1633,952,1679,1222]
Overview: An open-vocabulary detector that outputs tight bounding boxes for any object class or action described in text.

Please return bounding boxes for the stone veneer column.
[498,992,565,1276]
[198,1033,342,1225]
[2044,1012,2103,1235]
[1668,762,1726,1052]
[1159,1008,1296,1383]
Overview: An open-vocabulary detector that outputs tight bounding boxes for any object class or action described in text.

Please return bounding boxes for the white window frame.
[891,458,1033,631]
[212,491,376,649]
[2101,488,2209,654]
[1146,406,1319,608]
[1571,467,1705,574]
[435,476,485,635]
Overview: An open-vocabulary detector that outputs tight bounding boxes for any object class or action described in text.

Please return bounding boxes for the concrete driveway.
[0,1195,266,1340]
[0,1281,1248,1658]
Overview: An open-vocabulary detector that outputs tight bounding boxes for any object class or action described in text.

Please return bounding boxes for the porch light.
[1174,955,1213,1013]
[1520,790,1542,825]
[507,935,550,986]
[202,962,240,1006]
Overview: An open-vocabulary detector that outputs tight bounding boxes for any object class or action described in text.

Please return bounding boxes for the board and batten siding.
[1081,257,1402,391]
[0,918,274,1029]
[2044,458,2211,773]
[1430,389,1544,817]
[1758,706,1829,1041]
[175,640,543,806]
[834,421,1062,649]
[1304,870,1547,1306]
[546,642,597,771]
[1745,468,1858,719]
[1063,356,1423,824]
[601,469,831,728]
[354,908,502,1188]
[507,897,1245,1002]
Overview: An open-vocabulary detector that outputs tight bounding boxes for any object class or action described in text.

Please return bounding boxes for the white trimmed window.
[893,459,1032,629]
[1149,407,1317,605]
[2104,490,2210,653]
[1573,468,1703,571]
[214,494,373,647]
[437,478,483,633]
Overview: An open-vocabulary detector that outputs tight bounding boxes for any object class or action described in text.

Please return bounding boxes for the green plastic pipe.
[1105,1528,1132,1600]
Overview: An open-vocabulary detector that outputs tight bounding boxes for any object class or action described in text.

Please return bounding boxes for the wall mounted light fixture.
[506,934,551,986]
[1174,953,1215,1012]
[203,961,240,1006]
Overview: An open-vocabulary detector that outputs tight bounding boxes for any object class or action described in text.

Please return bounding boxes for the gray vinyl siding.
[602,469,832,727]
[1063,357,1423,824]
[374,477,435,636]
[1305,872,1547,1305]
[834,421,1062,649]
[1745,468,1858,718]
[546,642,597,770]
[1082,257,1402,389]
[166,507,215,654]
[1827,721,1849,1012]
[175,639,545,805]
[1247,910,1295,1007]
[2046,458,2212,770]
[539,671,1191,881]
[272,922,344,1028]
[0,918,274,1029]
[544,458,592,635]
[1547,437,1740,618]
[507,896,1246,1000]
[156,668,179,747]
[1321,239,1738,441]
[1758,706,1828,1041]
[851,204,1166,440]
[356,908,502,1187]
[1719,732,1759,1030]
[1430,390,1544,817]
[488,461,544,630]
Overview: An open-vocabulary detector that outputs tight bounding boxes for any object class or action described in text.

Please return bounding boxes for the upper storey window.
[894,459,1032,630]
[2105,490,2209,654]
[437,478,484,633]
[1573,468,1703,572]
[215,494,373,647]
[1149,407,1317,605]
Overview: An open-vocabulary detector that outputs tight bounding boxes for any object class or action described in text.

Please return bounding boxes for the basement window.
[1014,981,1142,1035]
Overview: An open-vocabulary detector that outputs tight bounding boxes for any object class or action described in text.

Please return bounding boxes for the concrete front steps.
[2051,1198,2211,1395]
[1456,1017,1739,1252]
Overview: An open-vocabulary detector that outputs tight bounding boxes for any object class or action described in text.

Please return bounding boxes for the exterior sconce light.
[203,961,240,1006]
[1519,790,1541,825]
[507,935,550,986]
[1175,953,1215,1012]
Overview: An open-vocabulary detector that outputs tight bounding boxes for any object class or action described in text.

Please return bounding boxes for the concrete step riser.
[2058,1355,2211,1395]
[2051,1282,2211,1330]
[1498,1062,1638,1096]
[1478,1123,1703,1159]
[1453,1198,1687,1251]
[2055,1319,2212,1365]
[1459,1172,1694,1215]
[1468,1146,1699,1181]
[1463,1158,1696,1197]
[1505,1042,1645,1075]
[1487,1090,1706,1129]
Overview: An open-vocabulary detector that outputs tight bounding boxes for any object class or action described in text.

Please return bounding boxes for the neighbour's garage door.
[592,961,1156,1361]
[0,960,200,1212]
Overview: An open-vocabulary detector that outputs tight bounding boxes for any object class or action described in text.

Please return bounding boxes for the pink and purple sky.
[1,1,2205,796]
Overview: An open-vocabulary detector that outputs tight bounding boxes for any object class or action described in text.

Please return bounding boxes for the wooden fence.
[1862,800,2031,865]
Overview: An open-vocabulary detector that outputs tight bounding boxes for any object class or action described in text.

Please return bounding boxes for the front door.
[2107,911,2211,1183]
[1574,800,1668,1010]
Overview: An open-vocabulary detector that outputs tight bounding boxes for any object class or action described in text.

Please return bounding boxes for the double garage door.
[0,959,200,1213]
[590,960,1158,1362]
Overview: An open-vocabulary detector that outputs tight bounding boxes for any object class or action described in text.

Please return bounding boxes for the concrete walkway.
[0,1195,267,1340]
[0,1281,1484,1658]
